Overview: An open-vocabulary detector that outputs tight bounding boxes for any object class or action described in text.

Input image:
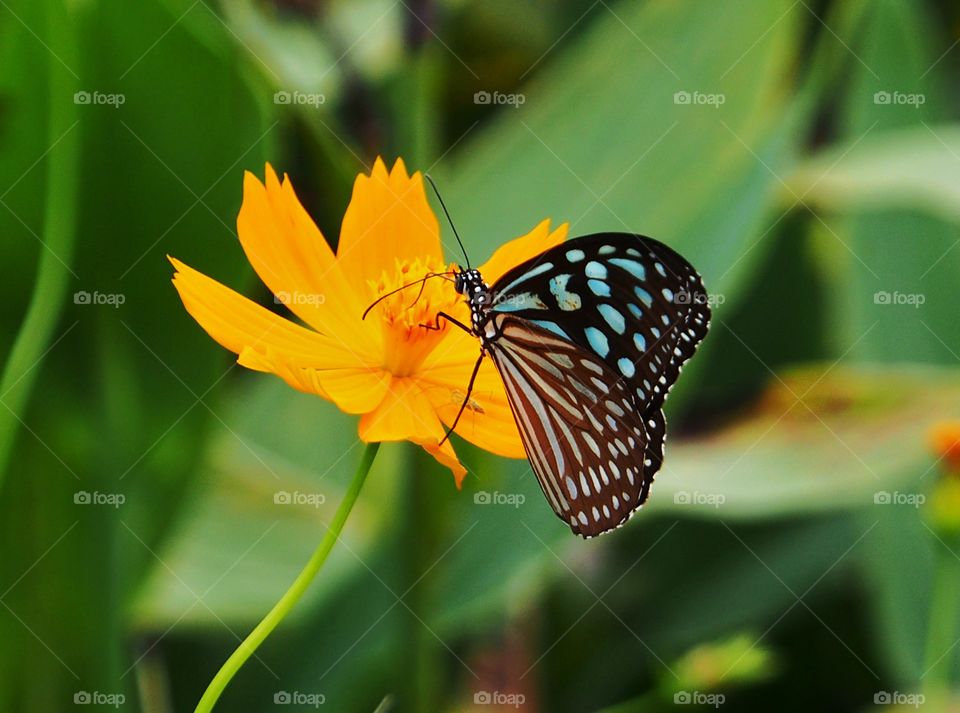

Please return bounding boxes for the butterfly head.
[453,267,487,296]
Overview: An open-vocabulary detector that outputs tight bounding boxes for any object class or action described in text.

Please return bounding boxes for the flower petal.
[238,347,392,413]
[418,329,526,459]
[477,218,569,286]
[421,438,468,488]
[358,376,468,485]
[337,157,443,299]
[237,165,379,358]
[171,257,389,411]
[171,257,338,361]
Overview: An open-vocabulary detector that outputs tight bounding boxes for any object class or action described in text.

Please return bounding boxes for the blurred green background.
[3,0,960,710]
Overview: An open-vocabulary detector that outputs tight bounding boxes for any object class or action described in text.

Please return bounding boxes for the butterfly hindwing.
[485,314,651,538]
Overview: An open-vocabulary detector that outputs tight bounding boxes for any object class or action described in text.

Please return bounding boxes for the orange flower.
[170,158,568,485]
[930,420,960,474]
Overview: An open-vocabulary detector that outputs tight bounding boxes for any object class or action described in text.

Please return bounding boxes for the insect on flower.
[171,158,709,538]
[367,177,711,537]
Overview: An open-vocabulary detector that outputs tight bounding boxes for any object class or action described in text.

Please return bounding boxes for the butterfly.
[437,233,710,537]
[364,186,710,538]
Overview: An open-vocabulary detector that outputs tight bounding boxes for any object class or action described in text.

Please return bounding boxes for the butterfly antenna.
[424,174,470,268]
[362,272,455,320]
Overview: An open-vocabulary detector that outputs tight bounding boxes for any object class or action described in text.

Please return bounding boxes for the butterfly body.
[451,233,710,538]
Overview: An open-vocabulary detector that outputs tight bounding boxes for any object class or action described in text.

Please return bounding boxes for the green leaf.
[795,0,955,688]
[653,365,953,519]
[786,124,960,225]
[441,0,804,304]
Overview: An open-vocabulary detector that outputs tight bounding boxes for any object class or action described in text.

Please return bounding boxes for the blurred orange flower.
[930,420,960,474]
[170,158,568,485]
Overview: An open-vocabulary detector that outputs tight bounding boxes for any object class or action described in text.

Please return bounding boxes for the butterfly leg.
[439,349,486,446]
[420,311,472,334]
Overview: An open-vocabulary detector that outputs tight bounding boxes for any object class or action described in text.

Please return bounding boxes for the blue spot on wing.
[585,261,607,279]
[584,327,609,357]
[532,319,570,340]
[598,304,626,334]
[588,279,610,297]
[496,261,555,296]
[609,258,646,281]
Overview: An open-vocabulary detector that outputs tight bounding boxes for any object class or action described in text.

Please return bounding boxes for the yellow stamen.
[369,257,461,376]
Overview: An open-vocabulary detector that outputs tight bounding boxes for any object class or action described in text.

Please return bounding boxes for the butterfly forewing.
[486,315,650,537]
[490,234,709,401]
[486,233,710,534]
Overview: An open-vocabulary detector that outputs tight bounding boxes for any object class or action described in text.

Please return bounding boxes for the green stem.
[0,0,81,492]
[194,442,380,712]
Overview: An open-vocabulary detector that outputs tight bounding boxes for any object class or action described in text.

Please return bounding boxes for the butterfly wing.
[485,314,650,538]
[489,233,710,489]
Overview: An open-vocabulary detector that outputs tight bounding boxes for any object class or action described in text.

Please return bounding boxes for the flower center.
[369,257,463,377]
